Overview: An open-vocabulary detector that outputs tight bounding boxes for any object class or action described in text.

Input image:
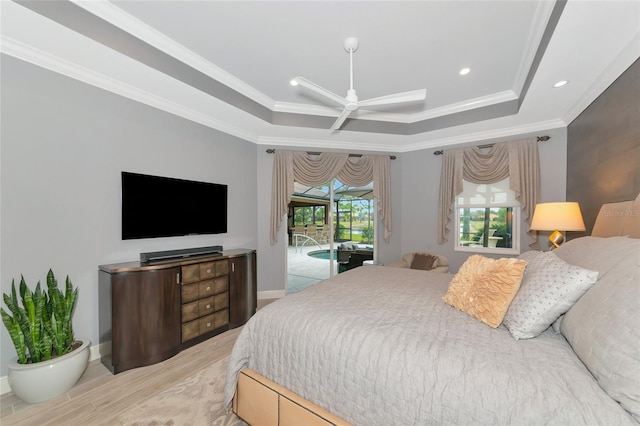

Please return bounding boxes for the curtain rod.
[432,135,550,156]
[265,149,396,160]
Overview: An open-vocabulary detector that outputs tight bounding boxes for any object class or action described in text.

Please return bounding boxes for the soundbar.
[140,245,223,263]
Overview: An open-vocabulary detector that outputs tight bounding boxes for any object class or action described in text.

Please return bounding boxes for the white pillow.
[503,250,598,340]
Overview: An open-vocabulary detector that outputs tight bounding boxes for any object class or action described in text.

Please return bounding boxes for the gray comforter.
[224,265,635,425]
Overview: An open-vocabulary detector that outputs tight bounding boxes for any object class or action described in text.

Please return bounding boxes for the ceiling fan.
[290,37,427,131]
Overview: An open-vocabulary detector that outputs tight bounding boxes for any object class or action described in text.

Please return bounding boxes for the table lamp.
[530,202,586,249]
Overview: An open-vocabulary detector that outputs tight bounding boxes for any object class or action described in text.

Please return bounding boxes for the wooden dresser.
[99,249,256,374]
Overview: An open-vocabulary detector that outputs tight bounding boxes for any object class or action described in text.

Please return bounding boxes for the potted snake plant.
[1,269,90,403]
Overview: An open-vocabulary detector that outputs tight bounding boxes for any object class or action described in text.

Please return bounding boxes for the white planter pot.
[7,339,90,404]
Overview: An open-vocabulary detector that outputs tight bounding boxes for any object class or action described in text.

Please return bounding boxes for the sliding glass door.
[286,179,375,294]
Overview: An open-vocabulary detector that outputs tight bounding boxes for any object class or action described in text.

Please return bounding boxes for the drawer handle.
[206,286,211,291]
[206,304,211,309]
[207,268,211,273]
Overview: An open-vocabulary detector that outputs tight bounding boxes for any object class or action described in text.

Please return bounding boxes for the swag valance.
[270,150,392,245]
[438,138,540,248]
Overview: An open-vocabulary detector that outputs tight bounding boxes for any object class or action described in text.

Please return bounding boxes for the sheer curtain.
[438,138,540,248]
[270,150,392,244]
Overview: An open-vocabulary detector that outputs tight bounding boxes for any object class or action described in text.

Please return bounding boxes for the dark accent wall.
[567,58,640,236]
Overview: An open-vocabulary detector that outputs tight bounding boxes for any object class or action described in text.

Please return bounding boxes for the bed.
[225,197,640,425]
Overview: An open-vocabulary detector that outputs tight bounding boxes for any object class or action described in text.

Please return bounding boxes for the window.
[293,205,326,225]
[454,178,520,254]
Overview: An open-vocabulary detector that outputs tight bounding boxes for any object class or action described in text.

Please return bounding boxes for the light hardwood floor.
[0,298,278,425]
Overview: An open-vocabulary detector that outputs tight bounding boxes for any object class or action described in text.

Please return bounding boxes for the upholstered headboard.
[591,193,640,238]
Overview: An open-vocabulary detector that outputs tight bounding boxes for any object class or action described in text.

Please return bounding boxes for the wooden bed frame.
[232,195,640,426]
[233,368,351,426]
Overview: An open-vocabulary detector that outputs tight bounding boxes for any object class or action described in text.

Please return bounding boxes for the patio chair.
[348,252,372,270]
[314,225,329,244]
[460,232,483,247]
[306,224,317,237]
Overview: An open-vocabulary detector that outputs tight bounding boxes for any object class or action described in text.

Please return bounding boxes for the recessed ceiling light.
[459,68,470,76]
[290,79,299,86]
[553,80,569,88]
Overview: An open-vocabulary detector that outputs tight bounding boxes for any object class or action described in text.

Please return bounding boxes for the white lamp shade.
[530,202,586,231]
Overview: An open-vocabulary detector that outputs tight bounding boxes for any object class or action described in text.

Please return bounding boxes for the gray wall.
[398,127,568,272]
[0,56,258,375]
[567,59,640,235]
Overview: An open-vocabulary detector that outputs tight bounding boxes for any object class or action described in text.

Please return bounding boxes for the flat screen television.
[121,172,227,240]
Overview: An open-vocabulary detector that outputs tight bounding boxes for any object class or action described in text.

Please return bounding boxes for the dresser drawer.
[214,292,229,311]
[199,314,216,334]
[199,262,216,279]
[213,276,228,294]
[214,309,229,328]
[198,296,215,316]
[182,320,199,342]
[216,260,230,276]
[182,283,199,303]
[182,264,200,284]
[182,300,199,323]
[198,280,215,298]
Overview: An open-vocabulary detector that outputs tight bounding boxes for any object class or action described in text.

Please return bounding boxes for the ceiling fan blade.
[358,89,427,108]
[330,107,352,131]
[293,77,348,107]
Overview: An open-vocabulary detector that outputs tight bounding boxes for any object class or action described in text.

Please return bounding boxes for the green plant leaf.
[2,270,78,364]
[1,308,27,364]
[20,277,41,363]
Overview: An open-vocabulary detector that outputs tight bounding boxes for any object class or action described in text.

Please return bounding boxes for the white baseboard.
[0,376,9,395]
[258,290,285,300]
[1,341,104,395]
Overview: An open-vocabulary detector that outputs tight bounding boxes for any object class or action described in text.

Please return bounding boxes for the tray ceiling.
[2,1,639,152]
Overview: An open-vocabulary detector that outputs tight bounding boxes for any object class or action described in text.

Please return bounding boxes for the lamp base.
[549,230,564,250]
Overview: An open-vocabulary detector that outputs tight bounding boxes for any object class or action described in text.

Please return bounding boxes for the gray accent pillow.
[338,242,358,251]
[503,250,598,340]
[556,236,640,422]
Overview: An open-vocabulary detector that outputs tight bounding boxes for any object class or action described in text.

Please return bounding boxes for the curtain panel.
[438,138,540,248]
[270,150,392,245]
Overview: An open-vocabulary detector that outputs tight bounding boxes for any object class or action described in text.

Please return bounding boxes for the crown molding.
[512,0,558,96]
[397,118,566,153]
[561,32,640,125]
[1,35,259,144]
[257,118,566,154]
[257,136,397,153]
[70,0,276,111]
[274,90,517,125]
[409,90,517,122]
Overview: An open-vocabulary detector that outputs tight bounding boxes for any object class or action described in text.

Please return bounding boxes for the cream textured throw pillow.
[503,250,598,340]
[443,255,527,328]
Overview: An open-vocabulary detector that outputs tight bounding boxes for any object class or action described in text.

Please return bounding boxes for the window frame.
[453,181,521,255]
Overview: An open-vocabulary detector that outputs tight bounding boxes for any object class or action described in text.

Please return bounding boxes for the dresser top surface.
[99,248,255,273]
